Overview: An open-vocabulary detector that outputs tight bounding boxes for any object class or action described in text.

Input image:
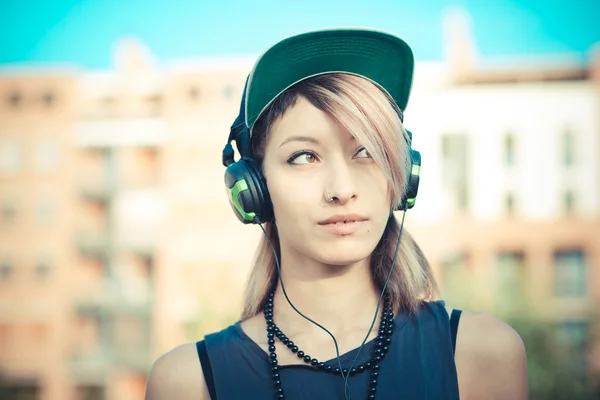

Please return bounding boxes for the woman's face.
[261,96,392,266]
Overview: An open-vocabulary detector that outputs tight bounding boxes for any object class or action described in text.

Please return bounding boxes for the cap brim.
[245,28,414,129]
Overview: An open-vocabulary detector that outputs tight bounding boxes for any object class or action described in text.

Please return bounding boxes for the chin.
[313,240,375,266]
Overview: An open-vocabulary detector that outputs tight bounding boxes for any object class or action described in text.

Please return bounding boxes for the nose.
[324,158,357,205]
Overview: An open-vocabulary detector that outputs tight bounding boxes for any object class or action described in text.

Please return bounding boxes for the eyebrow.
[278,136,320,148]
[278,135,358,148]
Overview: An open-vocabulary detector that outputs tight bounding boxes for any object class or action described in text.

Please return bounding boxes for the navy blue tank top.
[197,300,461,399]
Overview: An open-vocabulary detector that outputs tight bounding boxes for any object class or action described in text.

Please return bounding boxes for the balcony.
[74,280,152,316]
[76,232,110,260]
[75,297,152,317]
[72,287,153,377]
[71,347,110,384]
[79,180,115,202]
[71,345,151,380]
[75,118,167,148]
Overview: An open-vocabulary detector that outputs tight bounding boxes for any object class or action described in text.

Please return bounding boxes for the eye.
[287,151,319,165]
[354,146,372,159]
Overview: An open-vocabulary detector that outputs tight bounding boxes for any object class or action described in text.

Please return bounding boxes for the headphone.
[222,77,422,224]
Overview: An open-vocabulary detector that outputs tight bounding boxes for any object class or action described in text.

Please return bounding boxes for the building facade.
[0,23,598,400]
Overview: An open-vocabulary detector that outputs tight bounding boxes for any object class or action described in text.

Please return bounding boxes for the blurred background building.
[0,3,599,400]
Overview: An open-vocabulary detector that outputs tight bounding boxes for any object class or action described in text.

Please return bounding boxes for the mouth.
[318,214,369,225]
[318,214,368,235]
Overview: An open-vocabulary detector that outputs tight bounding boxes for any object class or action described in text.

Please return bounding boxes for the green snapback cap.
[244,27,415,130]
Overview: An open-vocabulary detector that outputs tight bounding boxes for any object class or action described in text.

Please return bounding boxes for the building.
[0,15,598,399]
[408,11,600,366]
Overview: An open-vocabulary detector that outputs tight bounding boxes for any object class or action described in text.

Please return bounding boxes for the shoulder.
[453,309,528,400]
[240,314,268,346]
[145,342,211,400]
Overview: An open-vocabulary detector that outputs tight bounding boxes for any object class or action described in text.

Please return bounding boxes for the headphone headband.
[229,76,251,161]
[222,75,421,224]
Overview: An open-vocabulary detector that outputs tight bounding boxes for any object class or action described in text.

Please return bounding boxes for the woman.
[146,28,528,399]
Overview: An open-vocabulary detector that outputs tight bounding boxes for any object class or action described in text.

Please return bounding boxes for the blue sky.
[1,0,599,69]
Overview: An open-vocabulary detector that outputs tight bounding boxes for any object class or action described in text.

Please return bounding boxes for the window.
[188,86,200,101]
[557,321,587,350]
[504,193,515,216]
[556,321,588,370]
[562,128,575,167]
[0,261,13,281]
[35,261,51,280]
[554,250,586,297]
[441,134,470,213]
[0,140,21,173]
[0,384,39,400]
[1,200,17,224]
[142,255,154,282]
[143,94,161,115]
[34,140,60,172]
[563,190,576,214]
[497,252,526,298]
[75,385,105,400]
[503,131,516,167]
[102,96,116,110]
[42,91,55,107]
[7,91,21,107]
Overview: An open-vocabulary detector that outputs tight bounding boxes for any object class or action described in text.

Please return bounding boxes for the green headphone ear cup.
[224,158,274,224]
[244,159,274,222]
[399,148,421,210]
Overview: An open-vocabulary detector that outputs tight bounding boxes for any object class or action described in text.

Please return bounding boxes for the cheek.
[363,170,391,205]
[266,172,318,220]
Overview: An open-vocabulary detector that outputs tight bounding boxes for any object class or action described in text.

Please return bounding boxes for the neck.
[270,250,383,337]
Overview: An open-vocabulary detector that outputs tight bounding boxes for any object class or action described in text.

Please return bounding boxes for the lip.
[318,214,369,225]
[319,220,367,235]
[318,214,369,236]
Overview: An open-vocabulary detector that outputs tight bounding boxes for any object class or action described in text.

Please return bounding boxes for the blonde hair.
[241,73,439,320]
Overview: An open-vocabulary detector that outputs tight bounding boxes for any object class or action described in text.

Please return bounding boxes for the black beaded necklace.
[263,292,395,400]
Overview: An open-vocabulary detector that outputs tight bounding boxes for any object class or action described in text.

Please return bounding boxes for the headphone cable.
[342,205,407,398]
[254,203,407,399]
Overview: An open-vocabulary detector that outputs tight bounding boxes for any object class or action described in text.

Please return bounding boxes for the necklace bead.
[264,292,394,399]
